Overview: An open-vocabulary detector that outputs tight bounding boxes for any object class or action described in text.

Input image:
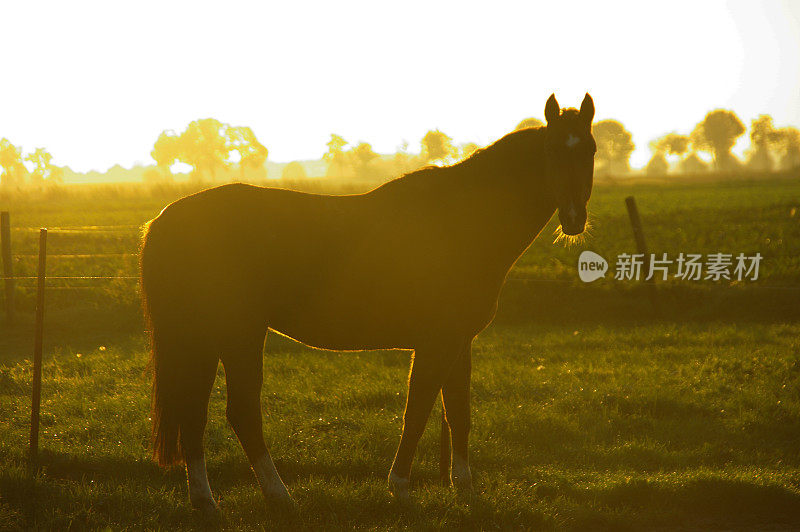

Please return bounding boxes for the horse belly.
[265,286,418,350]
[264,273,498,351]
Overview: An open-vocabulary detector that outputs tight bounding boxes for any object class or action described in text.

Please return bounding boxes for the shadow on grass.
[562,476,800,531]
[482,397,800,472]
[497,282,800,327]
[0,448,547,530]
[0,455,195,531]
[3,448,800,530]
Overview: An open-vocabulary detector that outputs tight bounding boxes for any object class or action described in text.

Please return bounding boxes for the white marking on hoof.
[187,456,216,510]
[451,453,472,491]
[252,453,295,507]
[566,134,580,148]
[388,471,410,500]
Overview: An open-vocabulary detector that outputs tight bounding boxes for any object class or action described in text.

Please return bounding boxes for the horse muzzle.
[558,205,586,235]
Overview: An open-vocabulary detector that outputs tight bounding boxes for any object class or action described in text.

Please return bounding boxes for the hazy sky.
[1,0,799,172]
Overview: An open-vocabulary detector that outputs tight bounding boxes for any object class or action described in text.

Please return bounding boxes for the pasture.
[1,174,800,530]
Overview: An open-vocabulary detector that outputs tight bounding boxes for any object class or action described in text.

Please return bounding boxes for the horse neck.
[454,129,557,268]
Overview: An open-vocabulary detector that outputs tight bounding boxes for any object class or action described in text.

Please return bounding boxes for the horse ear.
[545,94,560,124]
[580,93,595,125]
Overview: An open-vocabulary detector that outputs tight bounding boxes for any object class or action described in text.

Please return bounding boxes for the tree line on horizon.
[644,111,800,176]
[1,108,799,188]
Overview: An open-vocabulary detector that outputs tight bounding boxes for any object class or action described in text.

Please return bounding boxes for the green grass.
[1,174,799,530]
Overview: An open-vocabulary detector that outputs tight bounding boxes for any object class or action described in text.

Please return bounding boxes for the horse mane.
[371,125,547,196]
[459,125,545,168]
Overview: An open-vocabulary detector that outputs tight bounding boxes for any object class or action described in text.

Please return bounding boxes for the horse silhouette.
[140,93,596,511]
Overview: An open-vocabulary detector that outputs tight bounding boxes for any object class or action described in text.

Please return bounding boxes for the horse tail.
[140,216,183,467]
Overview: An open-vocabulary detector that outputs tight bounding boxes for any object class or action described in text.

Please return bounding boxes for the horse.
[139,93,596,512]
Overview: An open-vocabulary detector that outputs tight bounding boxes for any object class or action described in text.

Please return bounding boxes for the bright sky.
[1,0,798,173]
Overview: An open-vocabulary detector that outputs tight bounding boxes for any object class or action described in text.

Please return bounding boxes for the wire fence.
[3,274,800,290]
[3,276,139,280]
[1,224,572,287]
[11,225,141,232]
[3,217,800,294]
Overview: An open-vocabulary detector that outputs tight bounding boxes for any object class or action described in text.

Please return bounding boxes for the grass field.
[1,174,800,530]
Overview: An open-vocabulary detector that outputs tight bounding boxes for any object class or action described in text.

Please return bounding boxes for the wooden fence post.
[29,228,47,469]
[624,197,658,310]
[1,211,13,323]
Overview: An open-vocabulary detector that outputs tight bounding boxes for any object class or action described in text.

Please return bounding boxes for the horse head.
[544,93,596,235]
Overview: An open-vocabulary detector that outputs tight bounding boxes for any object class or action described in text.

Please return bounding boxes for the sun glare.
[0,1,797,175]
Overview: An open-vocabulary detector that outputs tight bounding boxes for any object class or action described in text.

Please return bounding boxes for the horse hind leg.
[151,333,220,512]
[180,355,220,513]
[222,332,295,509]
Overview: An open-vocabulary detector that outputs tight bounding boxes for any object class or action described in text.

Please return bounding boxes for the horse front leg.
[388,339,466,499]
[442,342,472,491]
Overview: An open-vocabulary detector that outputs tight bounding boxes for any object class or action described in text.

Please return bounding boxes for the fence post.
[29,228,47,469]
[1,211,13,323]
[624,197,658,310]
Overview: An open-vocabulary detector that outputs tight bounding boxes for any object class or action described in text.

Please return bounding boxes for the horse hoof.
[451,460,473,493]
[388,472,410,501]
[451,474,473,493]
[264,490,298,514]
[192,497,221,520]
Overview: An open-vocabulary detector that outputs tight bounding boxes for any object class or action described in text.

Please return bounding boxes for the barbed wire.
[7,286,133,291]
[11,225,141,232]
[15,253,137,258]
[2,276,139,280]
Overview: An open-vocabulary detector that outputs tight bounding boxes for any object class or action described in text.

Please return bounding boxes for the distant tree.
[349,142,380,180]
[654,133,690,157]
[151,130,181,179]
[691,109,745,171]
[176,126,200,180]
[227,126,268,179]
[679,152,709,173]
[421,129,456,164]
[281,161,307,180]
[49,165,64,184]
[25,148,48,184]
[647,132,692,175]
[392,141,415,175]
[772,126,800,170]
[324,134,350,178]
[515,117,544,131]
[143,167,166,183]
[745,115,776,171]
[0,138,26,186]
[459,142,480,159]
[645,153,669,176]
[178,118,231,181]
[592,120,635,175]
[24,147,63,184]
